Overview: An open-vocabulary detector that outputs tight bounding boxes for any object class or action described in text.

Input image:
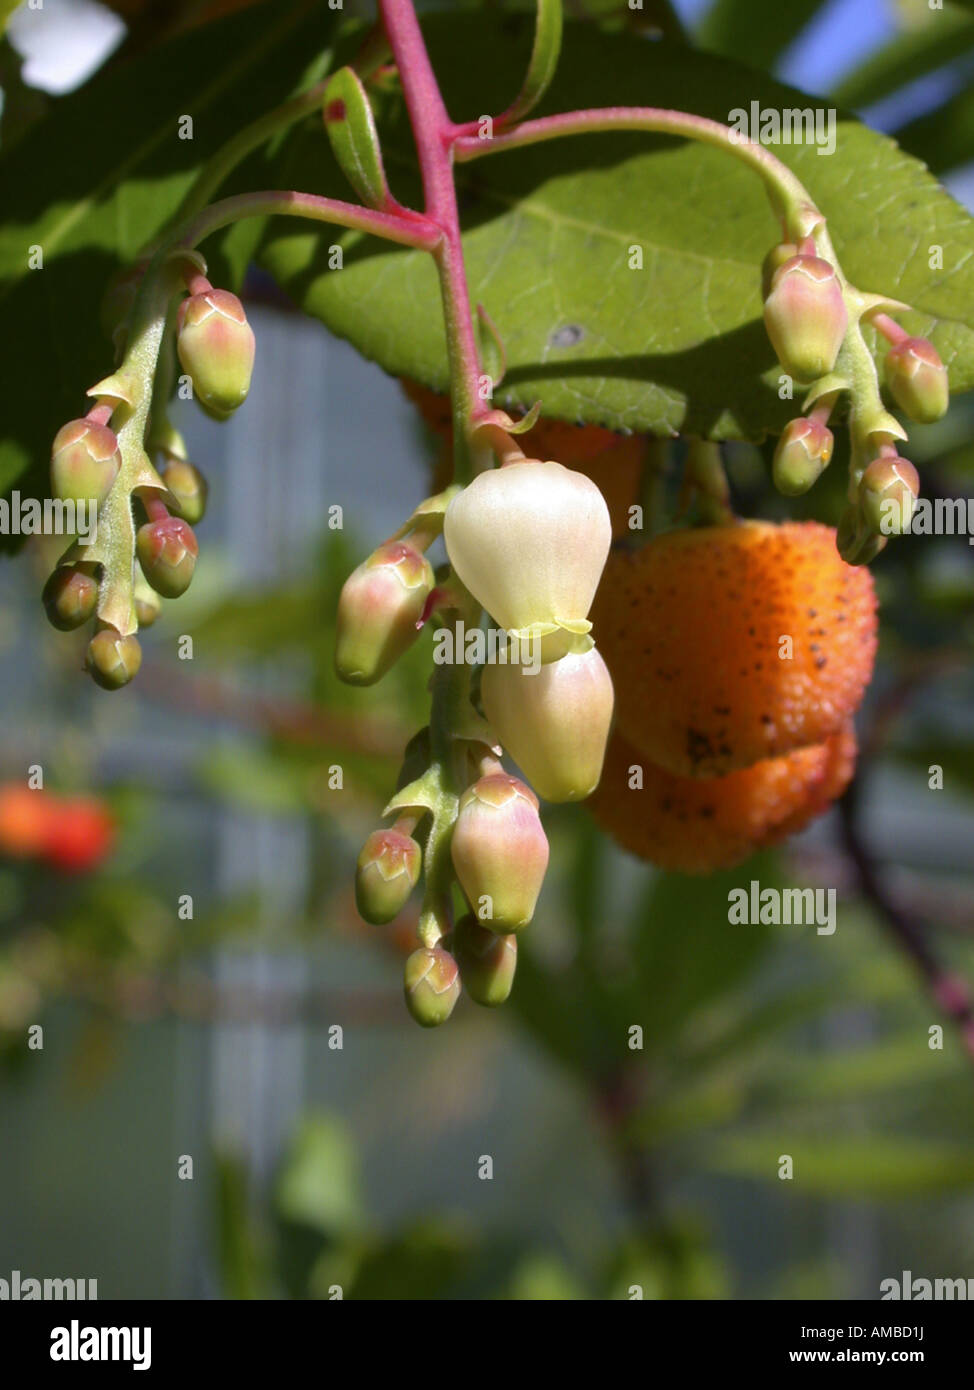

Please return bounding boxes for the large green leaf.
[0,0,340,505]
[260,17,974,442]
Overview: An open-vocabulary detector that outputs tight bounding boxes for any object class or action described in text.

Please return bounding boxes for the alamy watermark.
[1,1268,97,1299]
[728,880,836,935]
[0,493,97,543]
[881,1270,974,1300]
[728,101,837,156]
[881,495,974,543]
[432,621,541,674]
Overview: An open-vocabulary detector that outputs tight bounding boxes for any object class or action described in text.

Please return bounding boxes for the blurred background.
[2,0,974,1300]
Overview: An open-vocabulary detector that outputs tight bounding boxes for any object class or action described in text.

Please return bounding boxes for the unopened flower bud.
[403,946,460,1027]
[177,289,255,416]
[761,242,799,299]
[836,505,888,566]
[137,516,198,597]
[453,913,517,1007]
[86,629,142,690]
[764,255,847,381]
[43,565,99,631]
[450,773,548,932]
[355,827,422,924]
[860,455,920,535]
[481,646,614,803]
[160,458,208,524]
[443,460,611,655]
[885,337,949,424]
[772,417,834,496]
[335,541,434,685]
[51,419,120,509]
[134,587,162,629]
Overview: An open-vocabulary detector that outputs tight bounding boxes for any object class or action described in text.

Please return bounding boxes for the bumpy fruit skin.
[45,797,114,873]
[450,773,549,932]
[137,517,198,598]
[444,460,611,647]
[43,566,99,631]
[86,630,142,690]
[763,255,848,381]
[453,913,517,1006]
[481,646,614,802]
[177,289,255,416]
[592,521,877,777]
[51,419,120,509]
[404,946,460,1027]
[335,541,434,685]
[0,785,52,858]
[590,724,857,874]
[884,337,949,424]
[355,828,422,925]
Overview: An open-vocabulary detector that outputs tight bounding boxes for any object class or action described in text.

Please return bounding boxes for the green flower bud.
[443,460,611,658]
[51,419,120,509]
[177,289,255,416]
[450,773,549,932]
[772,416,834,496]
[761,241,798,299]
[136,517,198,598]
[453,912,517,1007]
[836,504,888,566]
[355,827,422,924]
[481,646,614,803]
[42,565,99,631]
[335,541,434,685]
[763,254,848,381]
[885,337,949,424]
[134,588,162,629]
[403,946,460,1027]
[86,629,142,690]
[160,457,208,525]
[860,455,920,536]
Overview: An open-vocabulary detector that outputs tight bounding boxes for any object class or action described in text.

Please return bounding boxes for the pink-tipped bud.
[481,646,614,803]
[51,419,120,509]
[403,946,460,1027]
[453,913,517,1007]
[160,457,208,525]
[763,255,847,381]
[761,241,799,299]
[772,416,834,496]
[136,516,198,598]
[177,289,255,416]
[86,629,142,690]
[355,827,422,925]
[450,773,549,932]
[335,541,434,686]
[860,455,920,536]
[443,460,611,656]
[885,337,949,424]
[43,565,99,631]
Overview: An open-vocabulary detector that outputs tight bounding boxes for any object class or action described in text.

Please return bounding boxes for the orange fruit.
[592,521,877,777]
[44,798,115,873]
[589,723,857,874]
[0,785,53,858]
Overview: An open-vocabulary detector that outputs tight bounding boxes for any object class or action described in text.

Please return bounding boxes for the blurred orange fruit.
[589,722,857,873]
[592,521,877,777]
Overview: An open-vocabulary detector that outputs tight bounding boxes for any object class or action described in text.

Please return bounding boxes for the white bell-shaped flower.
[482,644,614,802]
[443,460,611,656]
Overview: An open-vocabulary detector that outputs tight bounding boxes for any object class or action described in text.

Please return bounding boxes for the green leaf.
[502,0,564,126]
[261,18,974,442]
[323,65,391,210]
[696,0,825,72]
[895,85,974,175]
[0,0,341,507]
[274,1113,363,1237]
[703,1132,974,1197]
[831,9,974,110]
